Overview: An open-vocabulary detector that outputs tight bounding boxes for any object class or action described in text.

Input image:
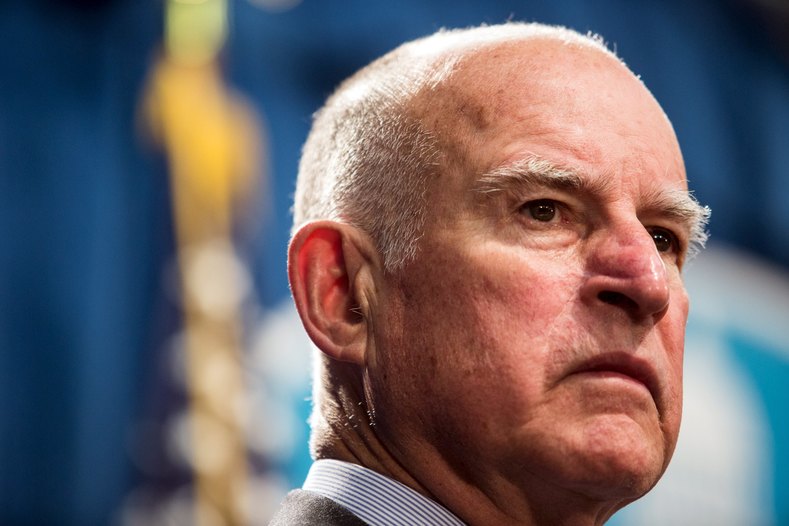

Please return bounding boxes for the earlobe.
[288,221,374,365]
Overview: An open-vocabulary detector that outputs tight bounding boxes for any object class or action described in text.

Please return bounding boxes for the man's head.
[288,22,710,525]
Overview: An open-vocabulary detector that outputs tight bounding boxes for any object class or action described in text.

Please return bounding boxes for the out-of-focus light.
[249,302,312,391]
[183,240,251,319]
[167,411,196,470]
[242,473,291,525]
[246,395,297,459]
[170,408,238,476]
[193,348,245,420]
[192,496,226,526]
[166,0,227,65]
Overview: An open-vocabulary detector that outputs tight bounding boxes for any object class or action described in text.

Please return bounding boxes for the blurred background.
[0,0,787,524]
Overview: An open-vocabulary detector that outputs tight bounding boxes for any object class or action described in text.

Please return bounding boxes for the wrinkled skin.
[364,40,692,525]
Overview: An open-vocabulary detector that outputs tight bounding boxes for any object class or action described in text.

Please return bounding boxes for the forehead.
[416,38,687,199]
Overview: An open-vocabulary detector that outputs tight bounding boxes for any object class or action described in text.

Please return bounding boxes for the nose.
[582,224,671,321]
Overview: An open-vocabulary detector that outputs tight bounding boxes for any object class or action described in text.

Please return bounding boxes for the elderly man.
[271,22,709,526]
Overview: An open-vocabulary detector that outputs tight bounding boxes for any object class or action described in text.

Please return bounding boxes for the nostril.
[598,290,639,312]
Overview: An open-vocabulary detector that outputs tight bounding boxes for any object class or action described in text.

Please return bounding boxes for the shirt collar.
[303,459,466,526]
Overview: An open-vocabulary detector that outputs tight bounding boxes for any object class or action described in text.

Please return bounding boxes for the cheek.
[375,248,584,426]
[662,284,688,372]
[661,288,689,408]
[404,248,579,356]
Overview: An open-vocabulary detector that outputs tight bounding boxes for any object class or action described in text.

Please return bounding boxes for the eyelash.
[646,226,681,255]
[519,199,564,224]
[518,199,685,257]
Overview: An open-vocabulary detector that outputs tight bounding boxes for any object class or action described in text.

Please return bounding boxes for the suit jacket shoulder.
[268,489,370,526]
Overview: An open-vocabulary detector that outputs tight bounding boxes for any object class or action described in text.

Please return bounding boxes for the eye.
[648,227,678,253]
[523,199,558,222]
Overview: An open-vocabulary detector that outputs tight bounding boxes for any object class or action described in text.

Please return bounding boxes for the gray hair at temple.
[291,22,619,273]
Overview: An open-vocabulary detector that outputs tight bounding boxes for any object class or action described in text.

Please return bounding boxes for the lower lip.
[572,370,651,393]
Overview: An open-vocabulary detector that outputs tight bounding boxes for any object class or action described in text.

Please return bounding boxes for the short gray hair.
[292,22,618,271]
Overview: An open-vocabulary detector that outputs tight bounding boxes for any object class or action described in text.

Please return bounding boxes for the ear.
[288,221,377,365]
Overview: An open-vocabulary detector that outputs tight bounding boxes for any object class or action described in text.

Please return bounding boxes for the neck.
[313,364,623,526]
[312,362,431,497]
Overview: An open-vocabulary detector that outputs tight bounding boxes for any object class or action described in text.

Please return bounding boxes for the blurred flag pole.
[141,0,264,524]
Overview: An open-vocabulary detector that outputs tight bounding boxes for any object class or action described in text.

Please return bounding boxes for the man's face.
[366,40,695,508]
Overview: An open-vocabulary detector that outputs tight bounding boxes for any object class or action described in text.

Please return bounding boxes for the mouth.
[566,352,661,406]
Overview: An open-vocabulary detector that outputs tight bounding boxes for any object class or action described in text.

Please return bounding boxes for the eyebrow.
[473,156,711,260]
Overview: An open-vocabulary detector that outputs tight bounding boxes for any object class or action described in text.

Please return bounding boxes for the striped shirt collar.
[303,459,466,526]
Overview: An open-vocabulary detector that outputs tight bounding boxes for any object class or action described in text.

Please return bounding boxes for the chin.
[565,414,668,500]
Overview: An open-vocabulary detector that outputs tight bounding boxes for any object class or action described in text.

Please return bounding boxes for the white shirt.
[302,459,466,526]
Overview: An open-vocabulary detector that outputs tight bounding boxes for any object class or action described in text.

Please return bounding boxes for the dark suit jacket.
[269,489,370,526]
